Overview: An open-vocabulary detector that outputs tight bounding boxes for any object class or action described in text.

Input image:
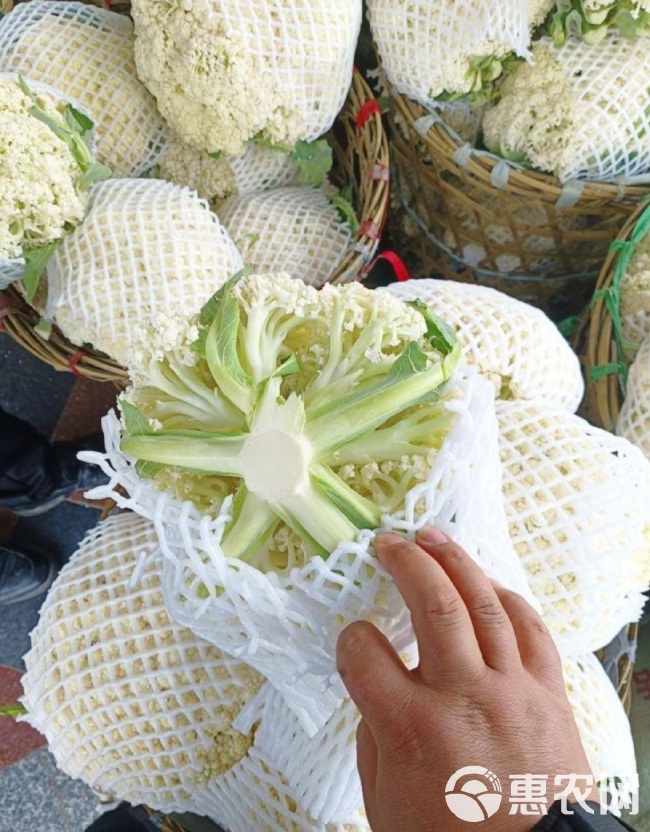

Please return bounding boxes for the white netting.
[219,187,354,286]
[617,337,650,461]
[48,179,244,365]
[20,512,265,813]
[82,367,536,735]
[621,233,650,348]
[131,0,361,155]
[385,280,584,411]
[0,256,25,290]
[562,653,638,806]
[0,1,170,177]
[368,0,532,107]
[497,400,650,654]
[483,37,650,182]
[158,142,300,207]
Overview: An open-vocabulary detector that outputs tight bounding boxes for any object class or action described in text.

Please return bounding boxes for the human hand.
[336,529,598,832]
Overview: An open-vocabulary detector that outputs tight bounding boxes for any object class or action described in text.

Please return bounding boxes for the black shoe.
[0,544,58,606]
[8,436,109,517]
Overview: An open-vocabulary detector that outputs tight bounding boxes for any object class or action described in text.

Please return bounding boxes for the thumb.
[337,621,415,739]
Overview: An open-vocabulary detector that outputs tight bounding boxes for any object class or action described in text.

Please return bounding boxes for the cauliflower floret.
[368,0,535,107]
[0,76,86,262]
[219,186,354,287]
[617,336,650,460]
[529,0,556,27]
[497,400,650,653]
[50,179,244,365]
[483,36,650,181]
[385,279,584,411]
[0,1,170,177]
[620,235,650,347]
[131,0,361,155]
[158,141,300,207]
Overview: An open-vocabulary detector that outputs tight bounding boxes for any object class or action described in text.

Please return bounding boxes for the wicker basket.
[0,63,389,382]
[389,89,650,320]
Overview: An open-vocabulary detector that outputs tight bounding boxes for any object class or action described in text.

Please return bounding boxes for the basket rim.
[0,69,389,383]
[391,90,650,202]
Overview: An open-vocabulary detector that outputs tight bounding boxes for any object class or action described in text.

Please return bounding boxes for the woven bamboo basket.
[388,89,650,320]
[0,50,389,382]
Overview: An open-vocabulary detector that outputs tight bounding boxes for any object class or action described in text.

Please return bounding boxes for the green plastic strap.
[590,196,650,395]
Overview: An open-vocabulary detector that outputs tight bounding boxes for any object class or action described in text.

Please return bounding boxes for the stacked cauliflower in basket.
[2,0,649,828]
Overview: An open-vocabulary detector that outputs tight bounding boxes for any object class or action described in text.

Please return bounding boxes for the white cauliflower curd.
[20,511,372,832]
[159,141,300,207]
[483,36,650,181]
[0,1,170,177]
[130,0,362,155]
[368,0,545,108]
[0,76,86,264]
[385,279,584,411]
[219,186,354,286]
[618,336,650,460]
[620,234,650,347]
[49,178,244,365]
[497,400,650,654]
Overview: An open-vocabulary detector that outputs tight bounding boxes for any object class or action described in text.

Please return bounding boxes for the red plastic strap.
[359,220,381,241]
[375,251,411,282]
[356,99,381,129]
[68,351,85,378]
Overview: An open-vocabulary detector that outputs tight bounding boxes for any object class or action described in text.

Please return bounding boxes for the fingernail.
[374,533,405,565]
[416,527,448,546]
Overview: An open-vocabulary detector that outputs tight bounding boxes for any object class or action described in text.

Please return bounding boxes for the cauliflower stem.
[552,0,650,43]
[121,274,461,562]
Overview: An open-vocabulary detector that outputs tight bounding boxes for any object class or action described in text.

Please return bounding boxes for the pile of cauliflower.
[373,0,650,183]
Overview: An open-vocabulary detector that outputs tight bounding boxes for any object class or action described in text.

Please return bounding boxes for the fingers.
[374,532,485,686]
[491,581,564,692]
[337,620,415,737]
[415,529,521,674]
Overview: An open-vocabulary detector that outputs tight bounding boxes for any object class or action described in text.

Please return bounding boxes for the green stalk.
[311,463,382,528]
[121,432,246,476]
[220,485,279,561]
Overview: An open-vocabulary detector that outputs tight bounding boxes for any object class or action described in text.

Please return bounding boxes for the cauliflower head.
[219,186,354,286]
[158,141,300,207]
[368,0,537,107]
[0,1,170,177]
[483,36,650,182]
[497,400,650,653]
[0,76,87,263]
[21,512,265,811]
[385,279,584,411]
[617,336,650,460]
[50,179,244,365]
[131,0,361,155]
[562,654,637,801]
[620,233,650,347]
[119,273,461,573]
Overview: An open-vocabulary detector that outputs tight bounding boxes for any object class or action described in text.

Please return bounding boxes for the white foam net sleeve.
[131,0,361,155]
[617,337,650,461]
[47,179,244,366]
[0,256,25,290]
[0,0,170,177]
[20,512,266,814]
[80,368,536,736]
[233,685,364,824]
[218,187,354,287]
[385,280,584,412]
[497,400,650,654]
[368,0,531,107]
[229,145,301,197]
[194,747,370,832]
[563,653,638,808]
